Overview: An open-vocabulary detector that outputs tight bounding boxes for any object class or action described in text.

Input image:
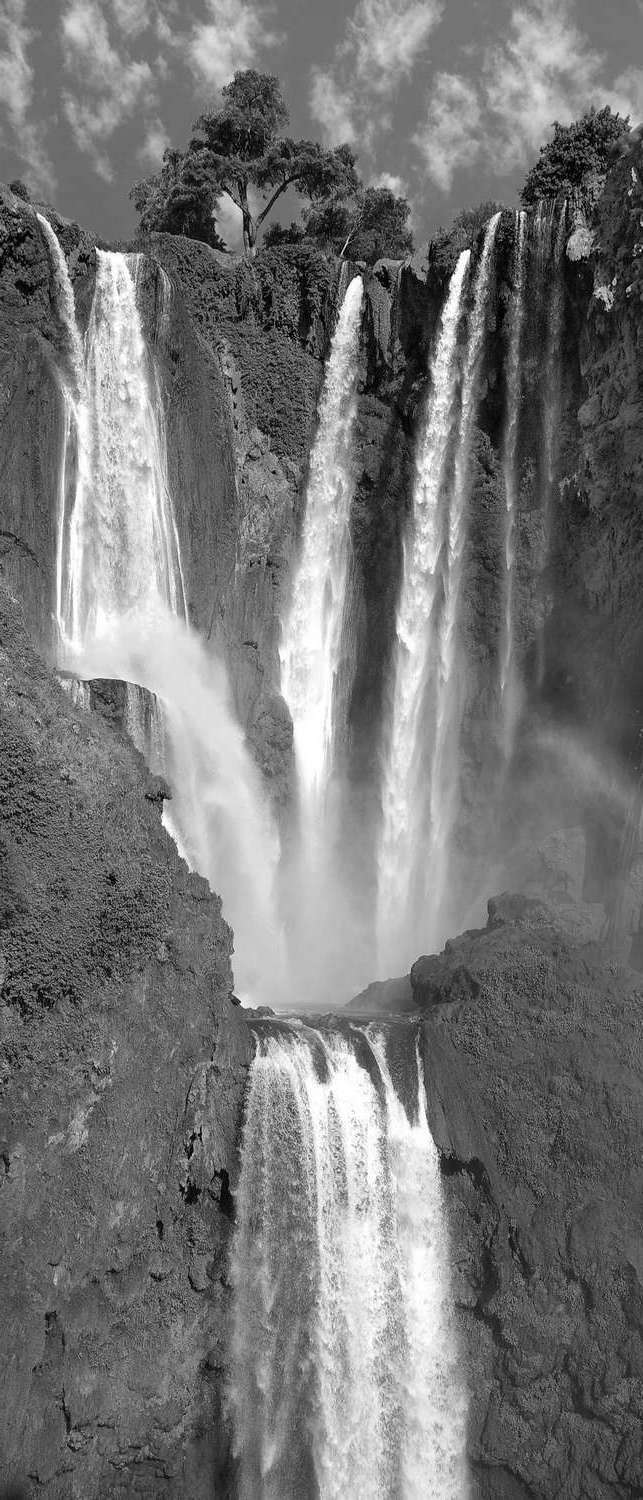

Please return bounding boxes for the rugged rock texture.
[348,894,643,1498]
[0,591,251,1497]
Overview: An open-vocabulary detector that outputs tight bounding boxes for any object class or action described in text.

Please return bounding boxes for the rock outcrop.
[0,591,251,1496]
[346,893,643,1498]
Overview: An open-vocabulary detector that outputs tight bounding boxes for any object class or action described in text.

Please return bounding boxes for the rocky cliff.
[351,893,643,1499]
[0,590,251,1495]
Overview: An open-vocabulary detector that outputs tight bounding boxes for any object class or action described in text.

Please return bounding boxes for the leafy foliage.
[188,71,359,255]
[306,186,414,263]
[429,201,503,275]
[521,107,630,205]
[9,179,30,202]
[130,149,224,248]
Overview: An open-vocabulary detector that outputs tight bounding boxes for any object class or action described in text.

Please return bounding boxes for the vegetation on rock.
[131,70,413,263]
[520,105,630,205]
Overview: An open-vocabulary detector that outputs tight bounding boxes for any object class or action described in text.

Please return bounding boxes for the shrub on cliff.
[521,106,630,205]
[306,186,414,263]
[130,149,225,248]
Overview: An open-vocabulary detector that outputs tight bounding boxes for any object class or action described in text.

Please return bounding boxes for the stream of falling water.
[229,1026,469,1500]
[377,251,470,976]
[500,210,526,757]
[536,199,567,687]
[279,273,365,1000]
[280,272,364,813]
[39,222,283,1000]
[378,215,501,974]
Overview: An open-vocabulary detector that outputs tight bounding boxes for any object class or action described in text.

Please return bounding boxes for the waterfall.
[535,200,567,686]
[279,273,364,1001]
[229,1025,469,1499]
[378,215,500,974]
[40,229,283,1002]
[500,209,526,754]
[60,250,186,649]
[280,273,364,811]
[378,252,470,976]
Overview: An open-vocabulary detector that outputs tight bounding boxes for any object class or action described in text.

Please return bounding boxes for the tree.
[189,70,359,256]
[521,107,630,206]
[306,186,414,263]
[130,148,224,248]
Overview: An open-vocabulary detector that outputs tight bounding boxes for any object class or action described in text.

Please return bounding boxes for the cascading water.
[424,212,501,947]
[535,199,567,686]
[280,272,364,811]
[378,251,470,976]
[500,209,526,755]
[40,225,283,1000]
[60,250,186,647]
[279,272,365,999]
[229,1025,469,1499]
[378,215,501,974]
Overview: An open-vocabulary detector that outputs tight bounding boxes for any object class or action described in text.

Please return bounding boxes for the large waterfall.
[229,1025,469,1499]
[40,225,283,1000]
[279,272,366,1001]
[378,215,501,975]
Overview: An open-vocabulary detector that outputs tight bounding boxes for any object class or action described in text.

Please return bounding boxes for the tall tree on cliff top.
[189,70,359,256]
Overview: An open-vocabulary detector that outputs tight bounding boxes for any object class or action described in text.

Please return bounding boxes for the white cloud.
[186,0,278,91]
[0,0,56,192]
[605,66,643,124]
[310,0,444,147]
[61,0,155,180]
[372,171,409,196]
[310,67,357,145]
[414,0,643,191]
[413,73,481,190]
[137,116,170,167]
[109,0,151,37]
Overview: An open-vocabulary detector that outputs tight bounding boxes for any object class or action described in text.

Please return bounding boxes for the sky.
[0,0,641,246]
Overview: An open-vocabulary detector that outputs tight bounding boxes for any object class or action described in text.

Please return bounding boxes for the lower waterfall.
[228,1026,469,1500]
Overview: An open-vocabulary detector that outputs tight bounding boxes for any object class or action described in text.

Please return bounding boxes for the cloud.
[310,0,444,148]
[414,0,643,191]
[372,171,409,196]
[185,0,278,91]
[109,0,151,37]
[61,0,155,180]
[137,116,170,167]
[0,0,56,192]
[310,68,358,145]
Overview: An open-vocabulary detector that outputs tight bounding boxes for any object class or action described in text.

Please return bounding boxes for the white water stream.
[229,1026,469,1500]
[500,209,526,755]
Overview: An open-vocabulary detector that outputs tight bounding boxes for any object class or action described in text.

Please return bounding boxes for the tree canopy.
[521,107,630,206]
[130,149,224,248]
[306,187,414,263]
[188,70,359,255]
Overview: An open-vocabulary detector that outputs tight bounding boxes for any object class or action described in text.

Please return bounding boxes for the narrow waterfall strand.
[36,213,90,640]
[279,274,364,809]
[229,1027,469,1499]
[424,212,501,938]
[378,250,471,975]
[500,209,526,753]
[537,200,567,686]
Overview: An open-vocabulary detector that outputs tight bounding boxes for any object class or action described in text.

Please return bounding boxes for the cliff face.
[0,590,251,1495]
[358,895,643,1499]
